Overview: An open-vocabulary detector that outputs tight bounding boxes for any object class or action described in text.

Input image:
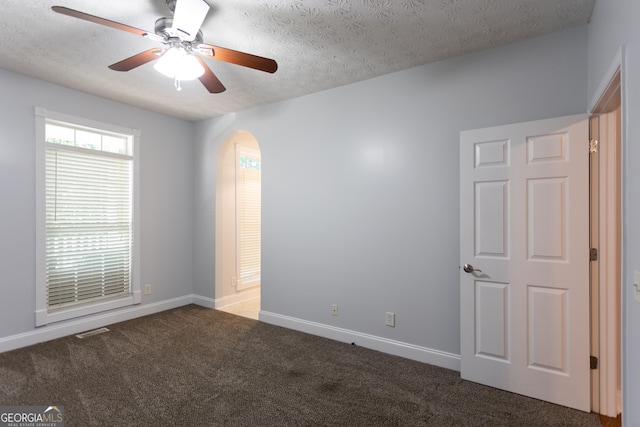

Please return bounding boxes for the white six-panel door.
[459,115,590,411]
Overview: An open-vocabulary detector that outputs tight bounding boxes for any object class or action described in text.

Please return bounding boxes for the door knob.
[463,264,481,273]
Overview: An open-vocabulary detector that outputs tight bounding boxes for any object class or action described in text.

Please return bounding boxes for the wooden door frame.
[589,51,623,417]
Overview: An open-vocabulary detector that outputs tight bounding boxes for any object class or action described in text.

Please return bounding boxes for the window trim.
[35,107,141,327]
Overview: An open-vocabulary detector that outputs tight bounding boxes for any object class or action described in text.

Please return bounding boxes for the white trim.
[44,141,133,161]
[6,295,461,375]
[132,128,141,306]
[589,47,625,418]
[259,311,461,372]
[192,294,217,309]
[45,295,137,325]
[617,390,622,415]
[34,109,47,323]
[597,107,622,418]
[193,287,261,309]
[1,296,192,354]
[589,48,623,113]
[36,107,136,136]
[34,107,142,327]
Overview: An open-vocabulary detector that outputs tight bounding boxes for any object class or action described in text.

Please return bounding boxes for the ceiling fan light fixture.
[154,47,204,81]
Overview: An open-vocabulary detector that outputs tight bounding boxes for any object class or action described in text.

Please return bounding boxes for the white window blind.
[45,124,133,311]
[236,145,261,290]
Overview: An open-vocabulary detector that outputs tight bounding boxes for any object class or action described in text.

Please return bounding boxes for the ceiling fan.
[52,0,278,93]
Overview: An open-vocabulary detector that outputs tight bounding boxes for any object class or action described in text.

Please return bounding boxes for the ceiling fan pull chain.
[174,77,182,91]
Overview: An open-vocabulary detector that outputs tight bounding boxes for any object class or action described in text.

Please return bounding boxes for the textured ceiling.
[0,0,595,122]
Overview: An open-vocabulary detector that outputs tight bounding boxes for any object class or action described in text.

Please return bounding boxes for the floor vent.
[76,327,110,339]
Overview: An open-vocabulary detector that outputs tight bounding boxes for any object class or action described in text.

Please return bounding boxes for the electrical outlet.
[331,304,338,316]
[634,271,640,303]
[144,284,152,295]
[385,312,395,327]
[231,276,237,287]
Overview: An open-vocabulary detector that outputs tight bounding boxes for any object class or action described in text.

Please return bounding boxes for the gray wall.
[194,26,588,356]
[588,1,640,424]
[2,8,634,419]
[0,69,195,339]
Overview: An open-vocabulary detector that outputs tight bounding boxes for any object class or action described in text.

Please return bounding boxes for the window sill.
[35,291,141,327]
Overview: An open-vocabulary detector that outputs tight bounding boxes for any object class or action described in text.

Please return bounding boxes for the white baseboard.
[193,288,260,310]
[259,311,461,372]
[2,295,461,375]
[0,295,193,353]
[191,294,217,309]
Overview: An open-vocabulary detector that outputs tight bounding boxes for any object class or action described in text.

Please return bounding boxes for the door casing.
[589,68,622,417]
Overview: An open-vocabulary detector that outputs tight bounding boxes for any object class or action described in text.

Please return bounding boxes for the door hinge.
[590,355,598,370]
[590,248,598,261]
[589,139,598,154]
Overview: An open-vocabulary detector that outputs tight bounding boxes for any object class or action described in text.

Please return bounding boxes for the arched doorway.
[215,130,261,319]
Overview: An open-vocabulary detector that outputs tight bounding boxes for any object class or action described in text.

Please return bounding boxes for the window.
[35,109,140,326]
[236,145,261,291]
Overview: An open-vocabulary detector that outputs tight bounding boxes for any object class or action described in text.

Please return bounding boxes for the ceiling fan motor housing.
[155,17,203,46]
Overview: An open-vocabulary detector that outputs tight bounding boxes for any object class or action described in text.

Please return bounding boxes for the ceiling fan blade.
[52,6,151,37]
[198,44,278,74]
[195,56,226,93]
[172,0,210,42]
[109,49,165,72]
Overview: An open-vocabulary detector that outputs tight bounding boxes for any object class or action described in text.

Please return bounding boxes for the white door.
[459,114,590,411]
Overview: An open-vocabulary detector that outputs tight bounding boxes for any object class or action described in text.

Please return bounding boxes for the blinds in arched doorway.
[235,144,261,291]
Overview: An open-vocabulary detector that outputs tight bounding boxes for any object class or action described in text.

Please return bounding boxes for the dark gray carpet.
[0,305,601,426]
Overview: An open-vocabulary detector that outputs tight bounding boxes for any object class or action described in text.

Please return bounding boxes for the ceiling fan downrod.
[166,0,178,14]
